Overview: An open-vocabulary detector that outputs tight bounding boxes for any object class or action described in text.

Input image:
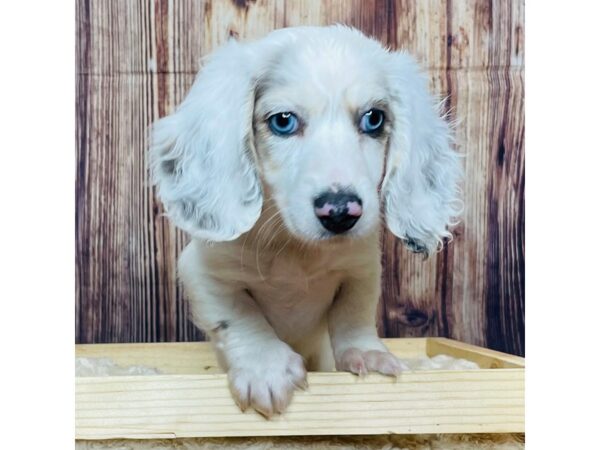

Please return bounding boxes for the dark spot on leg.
[212,320,230,333]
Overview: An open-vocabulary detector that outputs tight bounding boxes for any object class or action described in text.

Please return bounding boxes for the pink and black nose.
[313,191,363,234]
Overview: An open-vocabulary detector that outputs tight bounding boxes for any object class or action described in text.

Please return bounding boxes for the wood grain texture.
[76,0,525,355]
[77,370,524,438]
[75,339,524,439]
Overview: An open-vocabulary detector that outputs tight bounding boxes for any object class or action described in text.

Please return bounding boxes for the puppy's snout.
[313,191,363,234]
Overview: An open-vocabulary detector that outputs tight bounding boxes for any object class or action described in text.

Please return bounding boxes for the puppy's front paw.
[227,342,307,417]
[336,348,409,377]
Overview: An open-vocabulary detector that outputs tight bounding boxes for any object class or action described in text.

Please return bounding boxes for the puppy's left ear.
[149,40,263,242]
[382,52,462,256]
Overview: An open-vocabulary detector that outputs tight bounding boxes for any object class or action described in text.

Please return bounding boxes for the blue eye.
[268,112,299,136]
[359,109,385,135]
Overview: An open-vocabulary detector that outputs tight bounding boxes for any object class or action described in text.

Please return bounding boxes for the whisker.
[254,210,282,282]
[273,232,291,260]
[241,202,282,273]
[264,216,285,250]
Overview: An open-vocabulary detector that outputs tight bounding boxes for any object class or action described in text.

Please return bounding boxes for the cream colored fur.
[150,26,461,417]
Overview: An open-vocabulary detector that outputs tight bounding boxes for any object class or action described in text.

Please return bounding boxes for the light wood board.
[76,338,524,439]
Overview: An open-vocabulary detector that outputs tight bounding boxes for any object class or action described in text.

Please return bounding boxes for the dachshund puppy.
[150,25,460,417]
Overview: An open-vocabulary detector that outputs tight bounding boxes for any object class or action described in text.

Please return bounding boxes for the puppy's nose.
[313,191,363,234]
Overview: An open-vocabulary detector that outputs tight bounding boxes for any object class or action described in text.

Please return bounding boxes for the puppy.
[150,25,460,417]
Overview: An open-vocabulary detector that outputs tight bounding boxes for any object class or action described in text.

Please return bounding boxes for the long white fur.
[149,26,461,417]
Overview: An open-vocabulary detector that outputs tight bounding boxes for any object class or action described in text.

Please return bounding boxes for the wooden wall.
[76,0,525,356]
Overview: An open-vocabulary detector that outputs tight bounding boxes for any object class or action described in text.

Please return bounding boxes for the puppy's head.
[150,26,461,254]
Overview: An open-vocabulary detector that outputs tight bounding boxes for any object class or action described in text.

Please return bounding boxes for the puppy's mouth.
[281,215,367,245]
[317,229,364,242]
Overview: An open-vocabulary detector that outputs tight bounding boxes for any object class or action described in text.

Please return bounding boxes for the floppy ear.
[149,40,262,241]
[382,52,462,256]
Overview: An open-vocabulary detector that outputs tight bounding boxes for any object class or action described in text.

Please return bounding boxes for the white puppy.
[150,25,460,417]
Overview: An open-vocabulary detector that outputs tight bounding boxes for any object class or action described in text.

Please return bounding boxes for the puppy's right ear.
[149,40,262,241]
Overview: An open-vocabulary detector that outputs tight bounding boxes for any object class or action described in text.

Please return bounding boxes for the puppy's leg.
[328,270,409,376]
[191,283,306,416]
[180,261,306,417]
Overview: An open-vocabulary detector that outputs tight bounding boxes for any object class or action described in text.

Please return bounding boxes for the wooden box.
[75,338,524,440]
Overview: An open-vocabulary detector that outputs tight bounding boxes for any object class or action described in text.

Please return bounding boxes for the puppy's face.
[150,26,461,254]
[254,45,391,242]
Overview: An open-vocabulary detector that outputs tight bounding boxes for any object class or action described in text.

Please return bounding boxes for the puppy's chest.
[245,252,344,330]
